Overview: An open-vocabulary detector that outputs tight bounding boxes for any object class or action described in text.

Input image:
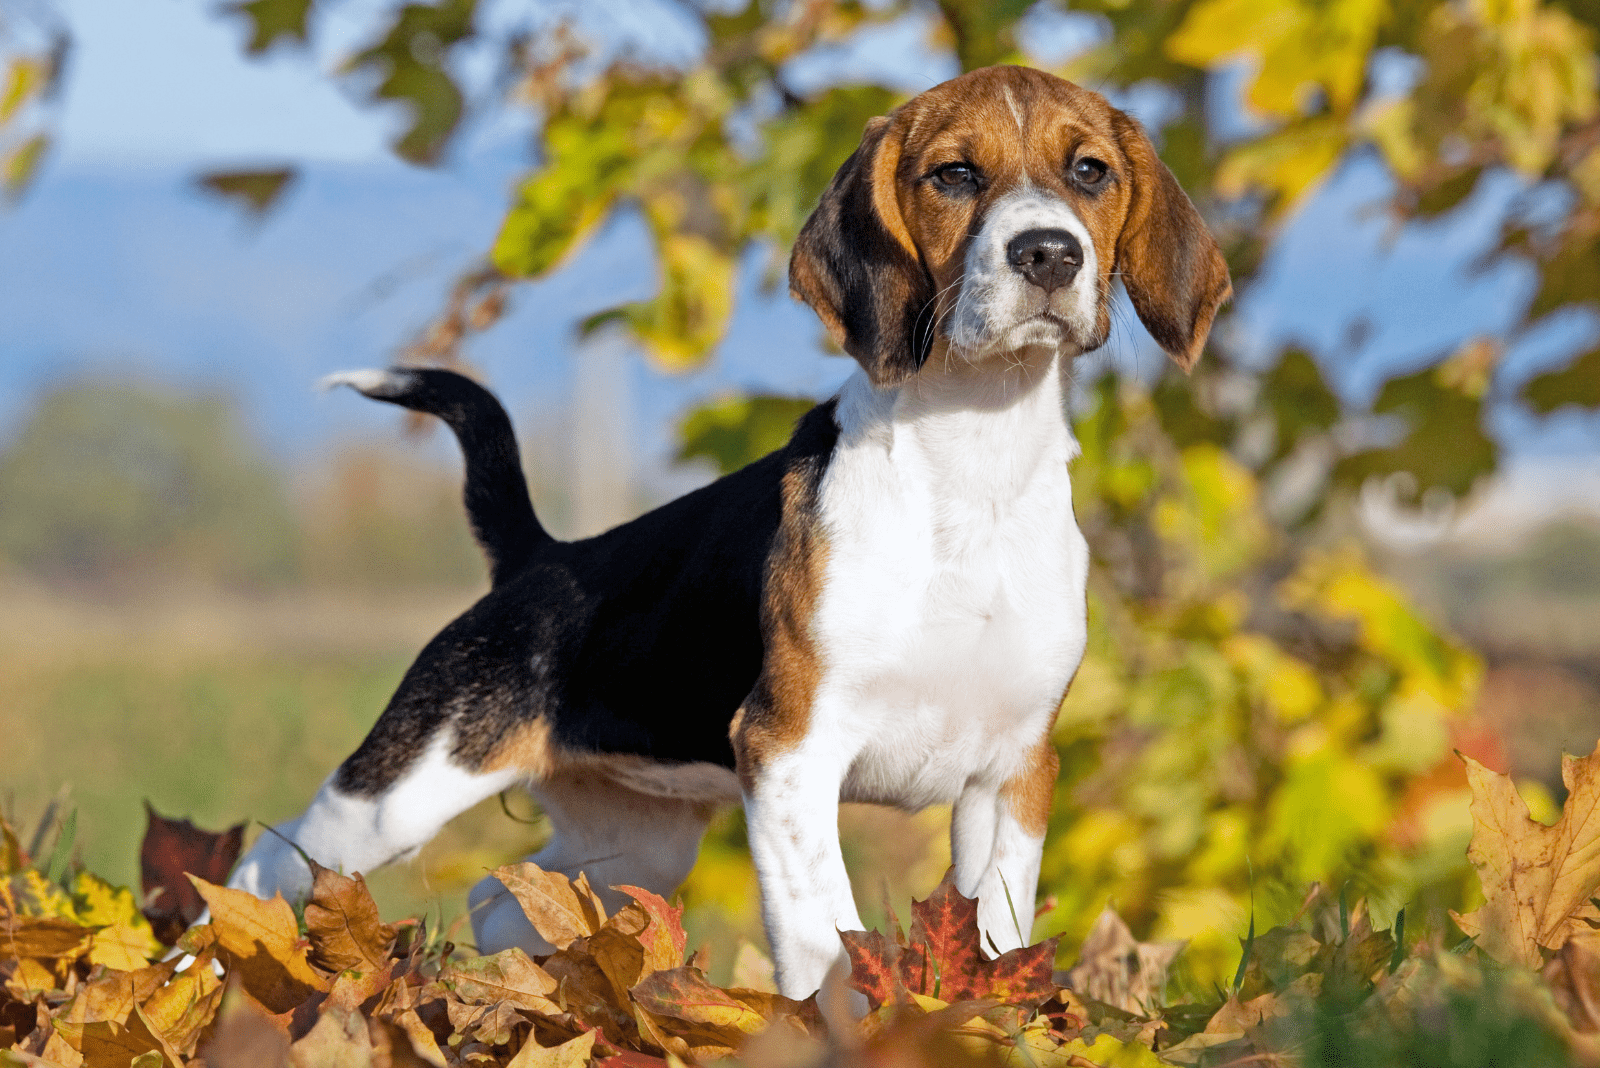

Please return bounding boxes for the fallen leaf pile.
[15,743,1600,1068]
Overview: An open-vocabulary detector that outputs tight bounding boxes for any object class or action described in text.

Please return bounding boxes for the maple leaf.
[139,803,243,944]
[1451,742,1600,969]
[301,859,397,981]
[840,869,1058,1012]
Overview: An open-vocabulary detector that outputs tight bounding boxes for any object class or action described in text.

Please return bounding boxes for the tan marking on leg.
[734,467,830,792]
[1000,733,1060,839]
[482,717,555,778]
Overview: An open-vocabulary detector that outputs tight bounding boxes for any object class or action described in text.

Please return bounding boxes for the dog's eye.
[1071,157,1109,187]
[931,162,979,191]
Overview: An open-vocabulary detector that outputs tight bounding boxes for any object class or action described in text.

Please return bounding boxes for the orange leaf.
[188,875,329,1013]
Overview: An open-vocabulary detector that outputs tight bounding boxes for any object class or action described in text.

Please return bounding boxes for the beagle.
[227,65,1230,1000]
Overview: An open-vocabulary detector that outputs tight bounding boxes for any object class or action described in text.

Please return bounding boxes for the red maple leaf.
[140,802,244,943]
[840,868,1058,1011]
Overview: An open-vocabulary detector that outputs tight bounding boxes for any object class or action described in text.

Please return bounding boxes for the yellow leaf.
[1060,1032,1166,1067]
[4,957,57,1000]
[87,922,161,971]
[506,1029,595,1068]
[1452,743,1600,968]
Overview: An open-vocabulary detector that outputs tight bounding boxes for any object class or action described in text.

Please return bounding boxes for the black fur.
[333,370,840,798]
[353,370,550,586]
[789,119,937,386]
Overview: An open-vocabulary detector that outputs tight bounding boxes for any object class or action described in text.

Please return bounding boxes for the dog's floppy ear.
[789,115,936,386]
[1112,111,1232,371]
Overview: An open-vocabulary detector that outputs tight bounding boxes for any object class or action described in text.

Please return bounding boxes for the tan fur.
[1000,733,1062,839]
[733,468,831,791]
[483,717,556,778]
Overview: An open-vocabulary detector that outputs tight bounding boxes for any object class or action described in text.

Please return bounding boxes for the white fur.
[318,368,404,395]
[947,189,1100,360]
[748,345,1090,997]
[230,733,519,900]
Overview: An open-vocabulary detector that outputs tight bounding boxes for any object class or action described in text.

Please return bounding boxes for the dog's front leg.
[741,735,864,999]
[951,736,1058,955]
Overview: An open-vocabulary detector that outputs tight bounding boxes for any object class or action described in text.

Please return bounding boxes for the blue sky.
[2,0,1596,478]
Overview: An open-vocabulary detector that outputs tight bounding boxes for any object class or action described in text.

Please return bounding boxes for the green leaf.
[677,394,819,474]
[1522,345,1600,414]
[225,0,315,54]
[44,808,75,886]
[195,168,297,218]
[345,0,476,165]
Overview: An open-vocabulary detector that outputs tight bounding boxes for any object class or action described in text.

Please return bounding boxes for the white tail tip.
[317,368,404,395]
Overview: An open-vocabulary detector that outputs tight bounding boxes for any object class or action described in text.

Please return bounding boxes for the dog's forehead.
[895,67,1119,170]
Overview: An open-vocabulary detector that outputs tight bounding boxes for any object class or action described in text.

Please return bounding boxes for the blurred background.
[1,0,1597,992]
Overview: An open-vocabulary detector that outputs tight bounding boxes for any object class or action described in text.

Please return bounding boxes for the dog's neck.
[833,343,1080,515]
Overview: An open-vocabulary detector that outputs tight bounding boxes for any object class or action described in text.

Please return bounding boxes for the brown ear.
[789,116,936,386]
[1112,111,1232,371]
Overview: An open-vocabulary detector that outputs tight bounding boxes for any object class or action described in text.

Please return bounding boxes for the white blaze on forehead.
[946,188,1100,358]
[1002,86,1026,135]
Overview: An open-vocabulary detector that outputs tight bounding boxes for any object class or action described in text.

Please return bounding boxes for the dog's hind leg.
[469,771,715,956]
[229,730,522,905]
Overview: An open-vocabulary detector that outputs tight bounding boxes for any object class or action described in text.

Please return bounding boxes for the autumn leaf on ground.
[139,803,243,944]
[1062,905,1186,1016]
[1451,741,1600,969]
[493,862,607,950]
[301,858,396,981]
[187,875,329,1014]
[839,868,1058,1012]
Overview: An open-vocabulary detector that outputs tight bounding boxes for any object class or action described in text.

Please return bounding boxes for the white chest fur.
[811,350,1090,811]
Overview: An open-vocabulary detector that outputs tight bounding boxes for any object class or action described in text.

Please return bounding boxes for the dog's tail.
[321,368,552,586]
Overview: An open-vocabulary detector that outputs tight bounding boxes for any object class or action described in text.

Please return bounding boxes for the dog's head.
[789,65,1232,386]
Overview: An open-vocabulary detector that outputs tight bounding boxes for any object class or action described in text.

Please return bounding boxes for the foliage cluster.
[9,749,1600,1068]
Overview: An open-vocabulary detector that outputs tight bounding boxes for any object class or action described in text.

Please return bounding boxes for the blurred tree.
[297,446,492,590]
[0,380,299,590]
[0,0,67,199]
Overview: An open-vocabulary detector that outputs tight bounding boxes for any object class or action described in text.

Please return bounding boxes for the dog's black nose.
[1007,229,1083,293]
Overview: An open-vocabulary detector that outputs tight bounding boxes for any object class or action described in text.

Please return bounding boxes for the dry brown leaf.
[1543,926,1600,1032]
[388,1007,449,1067]
[52,1002,183,1068]
[630,966,768,1045]
[1,914,93,961]
[197,987,292,1068]
[188,877,330,1013]
[4,958,57,1001]
[1062,905,1185,1015]
[440,947,560,1013]
[492,864,606,951]
[303,862,396,980]
[1451,743,1600,968]
[613,886,686,977]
